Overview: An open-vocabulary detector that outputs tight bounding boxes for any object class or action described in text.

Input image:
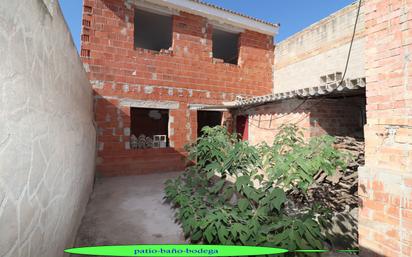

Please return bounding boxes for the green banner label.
[65,245,289,256]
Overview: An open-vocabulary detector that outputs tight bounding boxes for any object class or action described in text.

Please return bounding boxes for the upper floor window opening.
[134,8,172,52]
[212,28,240,65]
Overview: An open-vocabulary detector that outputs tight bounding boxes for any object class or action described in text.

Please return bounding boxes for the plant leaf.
[238,198,249,212]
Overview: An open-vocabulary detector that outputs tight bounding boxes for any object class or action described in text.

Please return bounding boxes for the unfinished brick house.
[81,0,277,175]
[205,1,412,256]
[195,2,367,250]
[214,2,367,144]
[79,0,412,256]
[1,0,411,256]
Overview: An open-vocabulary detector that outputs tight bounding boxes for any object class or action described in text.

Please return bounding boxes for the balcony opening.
[130,108,169,149]
[212,28,239,65]
[134,8,172,52]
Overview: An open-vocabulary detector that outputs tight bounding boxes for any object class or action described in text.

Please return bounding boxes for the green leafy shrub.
[262,124,348,192]
[165,125,348,252]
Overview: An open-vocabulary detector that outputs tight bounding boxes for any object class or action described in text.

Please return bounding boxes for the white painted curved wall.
[0,1,96,256]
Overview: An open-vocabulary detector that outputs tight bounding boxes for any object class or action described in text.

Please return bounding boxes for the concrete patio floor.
[72,172,353,257]
[73,172,186,248]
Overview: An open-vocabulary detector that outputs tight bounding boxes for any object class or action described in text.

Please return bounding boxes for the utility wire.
[246,0,363,129]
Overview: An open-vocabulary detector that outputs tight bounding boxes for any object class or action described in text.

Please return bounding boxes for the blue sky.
[59,0,355,51]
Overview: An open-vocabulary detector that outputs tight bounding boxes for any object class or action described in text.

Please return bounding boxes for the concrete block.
[124,127,131,136]
[144,86,154,94]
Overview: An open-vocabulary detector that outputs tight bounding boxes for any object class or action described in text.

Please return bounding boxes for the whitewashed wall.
[0,1,96,256]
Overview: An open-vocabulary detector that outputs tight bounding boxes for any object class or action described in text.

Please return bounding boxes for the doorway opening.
[197,111,223,137]
[236,115,248,141]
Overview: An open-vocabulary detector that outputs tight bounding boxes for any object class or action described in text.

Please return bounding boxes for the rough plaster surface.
[0,1,96,256]
[74,173,186,248]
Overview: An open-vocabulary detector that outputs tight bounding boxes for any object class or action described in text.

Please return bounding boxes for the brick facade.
[81,0,274,175]
[359,0,412,256]
[239,96,365,145]
[237,0,368,147]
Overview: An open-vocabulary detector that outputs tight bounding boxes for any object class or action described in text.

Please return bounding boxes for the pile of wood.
[282,136,363,248]
[334,136,365,170]
[310,136,364,212]
[287,136,365,212]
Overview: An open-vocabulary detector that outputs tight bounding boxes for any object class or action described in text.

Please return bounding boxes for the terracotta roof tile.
[189,0,279,28]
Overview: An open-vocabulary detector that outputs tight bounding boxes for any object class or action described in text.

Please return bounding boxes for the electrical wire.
[246,0,363,130]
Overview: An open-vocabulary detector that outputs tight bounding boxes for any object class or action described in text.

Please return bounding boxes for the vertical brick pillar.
[360,0,412,256]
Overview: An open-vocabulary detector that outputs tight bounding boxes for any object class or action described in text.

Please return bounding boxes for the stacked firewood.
[286,136,364,212]
[334,136,365,170]
[309,136,364,212]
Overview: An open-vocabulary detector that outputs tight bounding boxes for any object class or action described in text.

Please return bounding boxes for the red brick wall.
[241,96,365,145]
[81,0,274,175]
[359,0,412,256]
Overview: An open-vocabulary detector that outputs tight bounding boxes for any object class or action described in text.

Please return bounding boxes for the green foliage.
[188,126,260,178]
[165,125,348,253]
[262,124,348,192]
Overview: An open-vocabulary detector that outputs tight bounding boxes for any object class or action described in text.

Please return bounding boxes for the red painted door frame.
[236,115,248,141]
